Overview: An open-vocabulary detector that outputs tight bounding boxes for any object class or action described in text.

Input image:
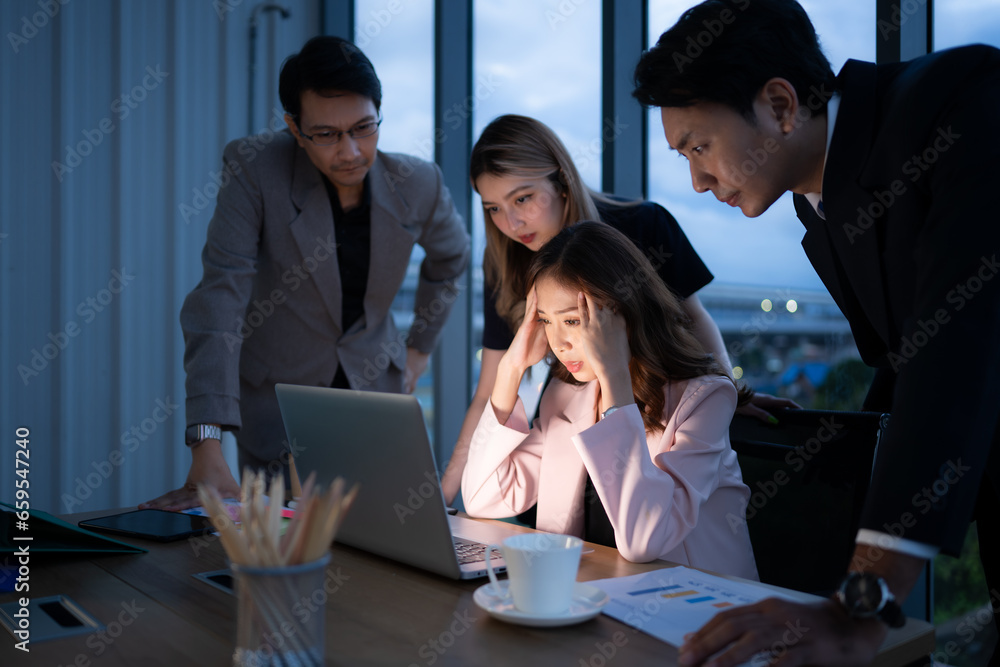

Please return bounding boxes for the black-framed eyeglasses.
[295,116,382,146]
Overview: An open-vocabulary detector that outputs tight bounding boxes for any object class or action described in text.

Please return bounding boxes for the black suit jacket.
[792,45,1000,556]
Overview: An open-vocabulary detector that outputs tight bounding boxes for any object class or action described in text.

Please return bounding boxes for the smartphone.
[78,509,214,542]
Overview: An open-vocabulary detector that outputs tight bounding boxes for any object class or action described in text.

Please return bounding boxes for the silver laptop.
[275,383,518,579]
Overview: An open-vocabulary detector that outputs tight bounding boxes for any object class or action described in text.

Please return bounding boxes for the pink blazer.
[462,374,758,580]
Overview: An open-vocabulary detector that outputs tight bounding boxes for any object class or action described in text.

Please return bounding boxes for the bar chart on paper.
[589,566,801,647]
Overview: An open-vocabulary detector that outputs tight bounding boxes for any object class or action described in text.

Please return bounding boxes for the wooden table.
[1,510,934,666]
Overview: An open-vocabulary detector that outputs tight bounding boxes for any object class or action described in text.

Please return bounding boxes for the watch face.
[843,573,883,614]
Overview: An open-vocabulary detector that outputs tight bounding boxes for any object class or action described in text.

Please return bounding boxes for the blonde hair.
[471,115,602,331]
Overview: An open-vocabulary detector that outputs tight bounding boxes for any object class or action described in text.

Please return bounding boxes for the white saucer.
[473,581,609,627]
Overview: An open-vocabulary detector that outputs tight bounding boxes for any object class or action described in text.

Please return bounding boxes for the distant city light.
[476,348,483,362]
[786,300,798,313]
[733,366,744,380]
[760,299,772,312]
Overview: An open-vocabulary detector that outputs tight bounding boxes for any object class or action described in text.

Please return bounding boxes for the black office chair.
[729,408,888,597]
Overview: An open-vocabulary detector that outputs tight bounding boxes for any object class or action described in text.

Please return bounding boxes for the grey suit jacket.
[181,130,470,463]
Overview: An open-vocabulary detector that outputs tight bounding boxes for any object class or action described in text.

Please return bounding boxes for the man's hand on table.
[139,438,240,511]
[678,597,886,667]
[680,547,925,666]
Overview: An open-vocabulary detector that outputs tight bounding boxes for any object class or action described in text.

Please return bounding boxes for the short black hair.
[633,0,836,122]
[279,36,382,118]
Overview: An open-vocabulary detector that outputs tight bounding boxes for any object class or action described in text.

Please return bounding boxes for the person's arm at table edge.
[440,347,504,505]
[140,426,241,510]
[678,542,929,667]
[143,139,263,510]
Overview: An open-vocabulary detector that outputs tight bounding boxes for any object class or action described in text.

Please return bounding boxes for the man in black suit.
[634,1,1000,664]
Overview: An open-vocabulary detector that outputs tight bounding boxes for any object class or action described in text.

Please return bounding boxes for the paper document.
[589,565,801,648]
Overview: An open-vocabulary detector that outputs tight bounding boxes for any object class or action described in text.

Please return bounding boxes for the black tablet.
[78,509,214,542]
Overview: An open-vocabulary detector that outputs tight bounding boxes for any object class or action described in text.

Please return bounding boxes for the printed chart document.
[589,565,802,647]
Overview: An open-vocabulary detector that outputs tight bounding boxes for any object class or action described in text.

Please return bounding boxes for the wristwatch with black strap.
[184,423,222,446]
[835,572,906,628]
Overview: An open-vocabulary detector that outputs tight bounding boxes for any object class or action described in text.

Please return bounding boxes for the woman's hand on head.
[503,288,550,374]
[578,292,631,383]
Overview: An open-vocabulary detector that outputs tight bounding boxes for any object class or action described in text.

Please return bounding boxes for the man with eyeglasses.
[143,36,470,510]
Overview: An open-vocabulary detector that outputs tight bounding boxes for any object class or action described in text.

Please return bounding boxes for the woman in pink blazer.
[462,222,758,580]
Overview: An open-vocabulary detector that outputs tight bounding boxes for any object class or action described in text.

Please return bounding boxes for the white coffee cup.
[485,533,583,615]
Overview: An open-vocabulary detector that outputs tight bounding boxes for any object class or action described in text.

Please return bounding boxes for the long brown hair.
[527,221,751,433]
[471,114,602,331]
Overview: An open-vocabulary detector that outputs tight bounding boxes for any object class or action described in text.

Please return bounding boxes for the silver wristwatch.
[835,572,906,628]
[185,423,222,446]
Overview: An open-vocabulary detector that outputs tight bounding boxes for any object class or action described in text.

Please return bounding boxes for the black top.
[482,198,714,350]
[324,175,372,334]
[583,473,617,549]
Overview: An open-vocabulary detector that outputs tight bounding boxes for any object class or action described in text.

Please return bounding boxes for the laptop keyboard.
[453,537,490,565]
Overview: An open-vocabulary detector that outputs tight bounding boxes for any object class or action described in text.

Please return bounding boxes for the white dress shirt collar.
[804,92,841,220]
